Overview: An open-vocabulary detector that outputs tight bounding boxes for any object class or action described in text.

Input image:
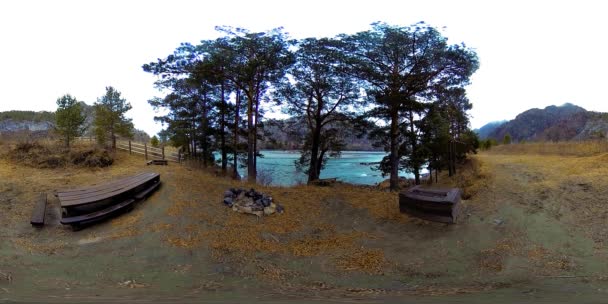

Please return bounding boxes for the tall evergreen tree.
[343,22,479,189]
[55,94,86,149]
[215,27,294,182]
[277,37,361,183]
[144,39,245,174]
[93,86,134,148]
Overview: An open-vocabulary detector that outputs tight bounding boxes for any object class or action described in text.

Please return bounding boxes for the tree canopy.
[93,86,134,148]
[341,22,479,189]
[143,22,479,188]
[276,37,361,183]
[55,94,86,148]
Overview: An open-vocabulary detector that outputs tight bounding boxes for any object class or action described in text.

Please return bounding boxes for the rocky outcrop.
[222,188,284,217]
[0,119,54,132]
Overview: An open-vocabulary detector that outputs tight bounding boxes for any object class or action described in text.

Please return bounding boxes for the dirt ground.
[1,144,608,303]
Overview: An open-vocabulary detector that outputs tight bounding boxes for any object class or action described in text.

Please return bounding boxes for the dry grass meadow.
[1,139,608,302]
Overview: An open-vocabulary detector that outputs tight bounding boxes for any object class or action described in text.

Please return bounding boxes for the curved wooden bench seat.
[30,193,47,227]
[56,172,156,199]
[59,173,159,207]
[57,172,161,228]
[61,198,136,226]
[399,186,462,224]
[147,159,168,166]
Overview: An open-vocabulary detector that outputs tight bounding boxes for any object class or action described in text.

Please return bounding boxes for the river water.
[238,150,417,186]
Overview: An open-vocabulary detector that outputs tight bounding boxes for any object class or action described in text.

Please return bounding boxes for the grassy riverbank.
[1,141,608,302]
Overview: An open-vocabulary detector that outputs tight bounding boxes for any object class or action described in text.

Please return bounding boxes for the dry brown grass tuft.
[7,141,114,168]
[157,164,394,275]
[256,263,296,281]
[423,156,490,200]
[456,157,490,199]
[11,238,68,255]
[336,248,387,274]
[490,141,608,157]
[287,231,369,257]
[477,238,520,273]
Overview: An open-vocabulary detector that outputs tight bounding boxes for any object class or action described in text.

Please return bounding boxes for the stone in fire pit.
[222,188,284,217]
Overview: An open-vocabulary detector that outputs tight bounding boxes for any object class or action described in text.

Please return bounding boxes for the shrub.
[9,141,114,168]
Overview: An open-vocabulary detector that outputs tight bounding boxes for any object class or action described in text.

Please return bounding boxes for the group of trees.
[55,86,134,149]
[144,22,480,190]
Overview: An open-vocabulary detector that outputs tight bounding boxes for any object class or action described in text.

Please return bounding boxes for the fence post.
[162,146,165,160]
[129,140,132,155]
[144,143,148,160]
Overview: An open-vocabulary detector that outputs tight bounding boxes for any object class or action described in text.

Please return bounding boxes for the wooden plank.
[56,172,152,195]
[59,173,159,204]
[118,145,179,162]
[134,181,161,200]
[57,174,157,200]
[398,186,461,224]
[125,150,178,162]
[60,198,135,225]
[59,173,160,207]
[130,141,162,151]
[30,193,47,227]
[147,159,168,165]
[56,172,154,196]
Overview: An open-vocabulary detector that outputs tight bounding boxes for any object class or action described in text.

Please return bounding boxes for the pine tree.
[93,86,134,148]
[55,94,86,149]
[150,135,160,148]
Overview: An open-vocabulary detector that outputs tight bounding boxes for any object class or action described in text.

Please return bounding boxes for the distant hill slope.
[475,120,507,139]
[262,118,378,151]
[487,103,608,142]
[0,106,150,142]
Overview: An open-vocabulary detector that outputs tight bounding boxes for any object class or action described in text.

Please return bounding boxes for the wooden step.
[134,181,161,200]
[60,198,135,226]
[30,193,47,227]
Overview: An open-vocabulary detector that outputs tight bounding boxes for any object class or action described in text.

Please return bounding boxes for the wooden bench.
[57,172,161,229]
[57,173,159,207]
[147,159,168,166]
[399,186,462,224]
[311,177,337,186]
[30,193,47,227]
[60,198,135,227]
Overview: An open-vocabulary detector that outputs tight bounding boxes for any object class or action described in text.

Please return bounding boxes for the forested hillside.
[144,23,480,187]
[0,105,150,143]
[475,120,506,139]
[486,103,608,142]
[261,118,378,151]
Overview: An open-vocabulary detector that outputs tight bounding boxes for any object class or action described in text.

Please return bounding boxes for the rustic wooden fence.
[75,137,181,163]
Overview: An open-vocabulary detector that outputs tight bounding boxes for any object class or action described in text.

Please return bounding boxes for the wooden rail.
[75,137,181,163]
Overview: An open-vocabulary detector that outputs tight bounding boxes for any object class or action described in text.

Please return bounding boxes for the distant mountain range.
[476,103,608,142]
[0,105,151,142]
[261,118,378,151]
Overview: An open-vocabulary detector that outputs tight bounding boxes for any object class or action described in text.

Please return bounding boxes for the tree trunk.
[233,91,241,180]
[201,96,208,167]
[435,157,439,183]
[317,149,326,178]
[247,92,256,182]
[447,140,452,177]
[307,122,323,184]
[111,131,116,150]
[409,109,420,185]
[452,140,457,175]
[220,82,227,172]
[253,95,260,179]
[389,108,399,191]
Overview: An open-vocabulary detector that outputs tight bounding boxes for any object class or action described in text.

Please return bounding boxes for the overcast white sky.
[1,0,606,135]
